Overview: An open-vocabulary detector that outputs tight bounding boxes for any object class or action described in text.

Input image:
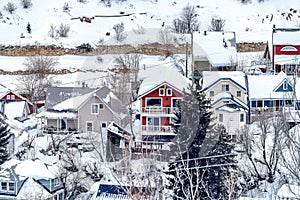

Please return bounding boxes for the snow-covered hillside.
[0,0,300,47]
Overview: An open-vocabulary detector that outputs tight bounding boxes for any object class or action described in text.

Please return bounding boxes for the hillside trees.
[17,56,59,111]
[172,4,200,34]
[0,114,10,165]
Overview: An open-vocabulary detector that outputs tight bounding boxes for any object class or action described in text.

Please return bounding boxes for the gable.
[204,77,246,92]
[274,79,293,92]
[138,82,184,99]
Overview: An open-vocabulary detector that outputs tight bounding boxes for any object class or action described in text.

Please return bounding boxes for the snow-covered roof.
[247,71,293,99]
[3,101,28,120]
[0,159,57,181]
[138,65,190,96]
[273,28,300,45]
[202,71,246,90]
[193,31,237,67]
[36,110,77,119]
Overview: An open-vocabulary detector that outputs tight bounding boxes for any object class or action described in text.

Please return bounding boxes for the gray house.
[37,86,129,134]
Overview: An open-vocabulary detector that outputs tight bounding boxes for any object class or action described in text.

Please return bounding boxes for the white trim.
[11,95,15,100]
[171,97,183,108]
[280,46,298,52]
[86,121,94,132]
[159,88,165,96]
[6,95,10,100]
[166,88,172,96]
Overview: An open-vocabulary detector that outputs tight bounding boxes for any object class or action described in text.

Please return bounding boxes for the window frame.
[222,84,230,92]
[237,91,241,97]
[91,103,99,114]
[86,121,93,132]
[54,178,60,187]
[6,95,10,100]
[145,98,162,109]
[159,88,165,96]
[240,113,244,122]
[166,88,172,96]
[0,182,7,191]
[209,91,214,97]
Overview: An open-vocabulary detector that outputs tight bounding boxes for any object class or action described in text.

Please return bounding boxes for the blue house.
[0,159,64,199]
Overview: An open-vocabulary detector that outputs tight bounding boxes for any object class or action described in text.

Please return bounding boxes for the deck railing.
[141,125,173,134]
[141,106,175,115]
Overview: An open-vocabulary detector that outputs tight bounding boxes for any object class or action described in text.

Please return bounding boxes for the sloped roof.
[137,65,191,97]
[202,71,246,91]
[193,31,237,67]
[247,71,293,99]
[44,87,95,110]
[273,28,300,45]
[3,101,29,119]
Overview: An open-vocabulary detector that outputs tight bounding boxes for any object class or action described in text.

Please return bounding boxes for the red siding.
[1,92,22,100]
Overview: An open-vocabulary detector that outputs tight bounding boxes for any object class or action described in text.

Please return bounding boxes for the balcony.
[141,106,175,116]
[141,125,175,135]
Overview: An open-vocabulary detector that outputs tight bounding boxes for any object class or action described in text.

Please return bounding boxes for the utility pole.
[185,42,188,77]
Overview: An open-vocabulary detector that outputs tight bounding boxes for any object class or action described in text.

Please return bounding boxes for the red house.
[0,91,34,114]
[138,81,184,142]
[272,26,300,75]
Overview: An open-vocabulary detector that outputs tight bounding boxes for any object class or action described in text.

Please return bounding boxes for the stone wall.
[0,43,189,57]
[236,42,267,52]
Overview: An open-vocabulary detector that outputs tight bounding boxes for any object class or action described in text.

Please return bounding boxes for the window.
[1,182,7,191]
[99,103,104,110]
[6,95,10,100]
[86,122,93,132]
[146,98,162,108]
[11,95,15,100]
[237,91,241,97]
[166,88,172,96]
[54,178,60,187]
[101,122,107,128]
[159,88,164,96]
[251,101,256,108]
[240,113,244,122]
[210,91,214,97]
[91,104,99,114]
[283,80,289,90]
[257,100,263,107]
[219,114,223,122]
[222,84,229,92]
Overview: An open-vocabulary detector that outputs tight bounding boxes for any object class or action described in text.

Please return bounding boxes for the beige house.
[202,71,248,138]
[193,31,237,72]
[37,86,128,133]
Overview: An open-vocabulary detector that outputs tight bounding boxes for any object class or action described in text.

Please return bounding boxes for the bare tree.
[172,4,200,34]
[108,54,142,104]
[4,2,17,14]
[57,23,70,37]
[238,111,287,193]
[158,27,176,57]
[113,22,127,42]
[209,17,226,32]
[17,56,59,111]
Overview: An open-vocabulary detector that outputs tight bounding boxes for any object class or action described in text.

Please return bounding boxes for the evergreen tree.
[27,22,31,34]
[200,125,238,199]
[167,84,212,199]
[0,114,10,165]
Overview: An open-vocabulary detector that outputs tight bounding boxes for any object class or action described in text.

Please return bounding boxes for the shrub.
[77,0,87,3]
[76,43,93,53]
[26,22,31,33]
[113,22,127,42]
[48,24,56,38]
[132,25,145,35]
[63,2,71,13]
[20,0,32,9]
[4,2,17,14]
[99,0,111,7]
[209,17,225,31]
[0,12,3,19]
[56,23,70,37]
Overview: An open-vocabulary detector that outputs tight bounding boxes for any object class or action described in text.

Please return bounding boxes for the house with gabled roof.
[37,86,129,134]
[247,71,299,121]
[272,25,300,75]
[0,159,64,200]
[0,90,34,120]
[202,71,248,137]
[193,31,238,72]
[137,65,190,145]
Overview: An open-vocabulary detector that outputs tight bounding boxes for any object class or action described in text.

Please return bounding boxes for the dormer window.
[159,88,164,96]
[166,88,172,96]
[7,95,10,100]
